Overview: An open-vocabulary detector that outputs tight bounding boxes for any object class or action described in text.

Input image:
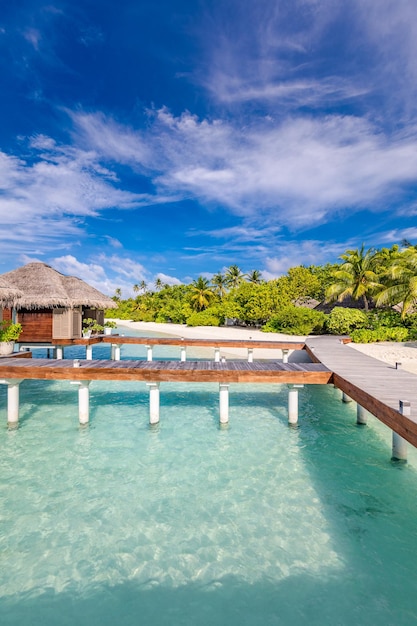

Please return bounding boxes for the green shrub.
[0,321,22,342]
[351,327,409,343]
[326,307,368,335]
[367,309,404,329]
[262,305,327,335]
[186,310,221,327]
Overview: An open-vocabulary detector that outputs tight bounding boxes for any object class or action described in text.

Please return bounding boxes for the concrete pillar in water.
[247,348,254,363]
[282,349,289,364]
[56,346,64,360]
[110,344,116,360]
[288,387,299,425]
[146,345,153,362]
[114,344,122,361]
[219,383,229,425]
[180,345,187,362]
[357,404,368,425]
[392,401,410,461]
[342,392,352,403]
[86,345,93,361]
[214,347,220,362]
[147,382,160,425]
[0,379,24,425]
[78,381,91,425]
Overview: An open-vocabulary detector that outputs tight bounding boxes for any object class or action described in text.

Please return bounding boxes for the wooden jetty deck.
[305,336,417,450]
[0,358,331,384]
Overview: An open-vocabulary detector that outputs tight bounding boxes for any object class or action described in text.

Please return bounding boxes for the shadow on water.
[1,571,414,626]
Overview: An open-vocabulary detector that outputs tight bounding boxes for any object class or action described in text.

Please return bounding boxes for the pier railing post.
[247,348,254,363]
[180,345,187,362]
[55,346,64,360]
[147,382,160,425]
[282,349,289,364]
[146,345,153,362]
[219,383,229,425]
[86,345,93,361]
[392,401,410,462]
[214,347,220,362]
[114,344,122,361]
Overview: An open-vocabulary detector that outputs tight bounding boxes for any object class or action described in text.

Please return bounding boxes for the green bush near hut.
[262,305,327,335]
[0,321,22,342]
[325,307,368,335]
[186,310,221,327]
[350,327,409,343]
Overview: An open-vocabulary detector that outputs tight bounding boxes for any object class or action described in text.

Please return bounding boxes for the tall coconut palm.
[154,277,163,291]
[190,276,214,311]
[139,280,147,293]
[247,269,263,284]
[376,247,417,318]
[226,264,245,289]
[211,272,228,298]
[326,245,381,311]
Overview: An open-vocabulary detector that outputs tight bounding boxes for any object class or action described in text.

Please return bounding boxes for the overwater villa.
[0,262,116,343]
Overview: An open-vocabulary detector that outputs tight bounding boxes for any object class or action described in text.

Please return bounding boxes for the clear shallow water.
[1,330,417,625]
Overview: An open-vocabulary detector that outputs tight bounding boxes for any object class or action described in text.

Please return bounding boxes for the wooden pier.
[2,334,417,460]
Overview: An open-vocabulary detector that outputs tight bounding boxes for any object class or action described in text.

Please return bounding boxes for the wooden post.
[288,387,298,425]
[146,345,153,362]
[180,345,187,362]
[357,404,368,425]
[0,379,24,425]
[247,348,254,363]
[392,401,410,461]
[147,382,160,425]
[219,383,229,424]
[86,345,93,361]
[214,347,220,362]
[282,349,289,364]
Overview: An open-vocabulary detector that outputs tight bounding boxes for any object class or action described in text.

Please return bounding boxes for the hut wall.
[52,307,82,339]
[17,309,53,342]
[2,308,12,322]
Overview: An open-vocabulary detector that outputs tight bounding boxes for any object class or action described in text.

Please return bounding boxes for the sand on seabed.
[111,319,417,373]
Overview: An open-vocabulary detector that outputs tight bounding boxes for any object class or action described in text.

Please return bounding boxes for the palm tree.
[154,277,163,291]
[247,269,263,284]
[211,272,228,298]
[133,284,140,295]
[113,287,122,302]
[139,280,147,293]
[326,245,381,311]
[190,277,215,311]
[226,264,245,289]
[376,247,417,318]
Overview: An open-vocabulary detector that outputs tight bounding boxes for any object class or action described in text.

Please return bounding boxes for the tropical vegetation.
[105,244,417,342]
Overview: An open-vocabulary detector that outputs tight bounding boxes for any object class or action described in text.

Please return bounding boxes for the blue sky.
[1,0,417,297]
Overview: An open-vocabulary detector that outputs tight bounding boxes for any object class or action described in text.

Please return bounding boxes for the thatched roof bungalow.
[0,277,23,309]
[0,262,116,342]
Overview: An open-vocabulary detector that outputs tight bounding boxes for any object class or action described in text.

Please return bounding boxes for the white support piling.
[342,392,352,403]
[288,387,299,425]
[180,345,187,362]
[214,347,220,363]
[0,379,24,425]
[247,348,254,363]
[56,346,64,360]
[219,383,229,425]
[392,401,410,461]
[77,381,91,425]
[86,345,93,361]
[110,344,116,360]
[114,344,121,361]
[146,345,153,362]
[356,404,368,425]
[282,349,289,364]
[147,382,160,425]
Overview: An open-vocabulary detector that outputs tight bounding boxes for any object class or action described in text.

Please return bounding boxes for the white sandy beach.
[112,319,417,373]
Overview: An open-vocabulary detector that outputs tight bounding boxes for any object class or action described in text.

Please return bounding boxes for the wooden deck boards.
[306,336,417,447]
[0,358,332,384]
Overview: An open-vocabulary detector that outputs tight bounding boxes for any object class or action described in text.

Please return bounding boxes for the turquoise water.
[1,329,417,625]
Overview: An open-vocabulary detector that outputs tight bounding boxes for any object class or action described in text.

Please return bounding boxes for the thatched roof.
[0,262,117,310]
[0,277,23,308]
